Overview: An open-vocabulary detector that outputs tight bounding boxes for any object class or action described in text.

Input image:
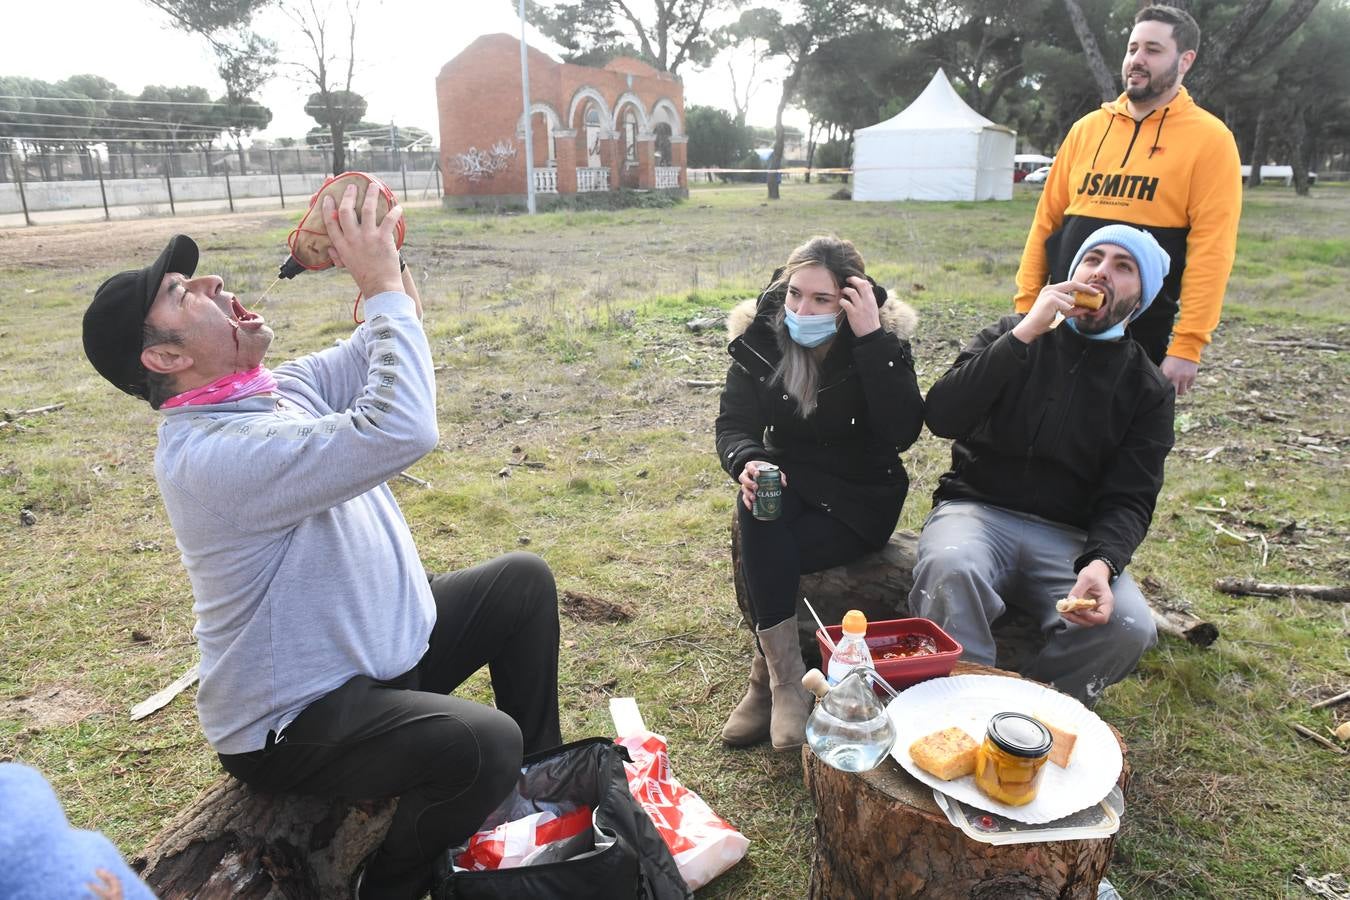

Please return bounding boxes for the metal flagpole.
[518,0,536,214]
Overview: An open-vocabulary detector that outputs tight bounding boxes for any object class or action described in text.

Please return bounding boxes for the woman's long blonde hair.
[769,236,868,417]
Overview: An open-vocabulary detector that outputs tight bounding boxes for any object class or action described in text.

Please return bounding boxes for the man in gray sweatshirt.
[82,184,561,900]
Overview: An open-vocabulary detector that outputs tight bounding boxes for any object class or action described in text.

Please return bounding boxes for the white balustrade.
[532,167,558,193]
[655,167,681,189]
[576,166,610,193]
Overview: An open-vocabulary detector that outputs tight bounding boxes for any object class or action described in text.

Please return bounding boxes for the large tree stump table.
[801,662,1129,900]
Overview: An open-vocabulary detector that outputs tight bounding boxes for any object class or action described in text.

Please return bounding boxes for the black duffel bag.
[434,737,691,900]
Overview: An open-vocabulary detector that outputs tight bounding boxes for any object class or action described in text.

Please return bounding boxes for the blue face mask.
[1064,317,1127,341]
[784,306,839,347]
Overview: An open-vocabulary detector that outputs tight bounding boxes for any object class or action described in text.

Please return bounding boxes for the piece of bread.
[1039,719,1079,768]
[909,727,978,781]
[1072,290,1104,310]
[1056,595,1098,614]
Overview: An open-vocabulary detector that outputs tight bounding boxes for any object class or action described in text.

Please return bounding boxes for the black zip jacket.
[926,315,1174,575]
[715,278,923,548]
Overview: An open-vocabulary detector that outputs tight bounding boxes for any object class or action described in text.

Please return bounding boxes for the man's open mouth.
[231,298,265,330]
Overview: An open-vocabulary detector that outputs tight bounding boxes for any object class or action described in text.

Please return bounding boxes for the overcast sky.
[7,0,801,144]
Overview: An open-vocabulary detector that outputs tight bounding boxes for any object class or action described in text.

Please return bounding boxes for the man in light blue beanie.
[1063,224,1171,342]
[0,763,157,899]
[910,226,1176,705]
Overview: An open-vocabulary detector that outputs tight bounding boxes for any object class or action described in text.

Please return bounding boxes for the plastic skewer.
[802,597,837,653]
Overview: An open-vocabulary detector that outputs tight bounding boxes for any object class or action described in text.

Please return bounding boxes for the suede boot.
[757,618,813,750]
[720,651,771,746]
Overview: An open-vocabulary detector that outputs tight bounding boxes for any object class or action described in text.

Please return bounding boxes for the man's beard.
[1074,284,1141,335]
[1123,56,1180,103]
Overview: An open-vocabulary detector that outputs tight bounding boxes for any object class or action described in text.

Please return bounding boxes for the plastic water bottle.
[826,609,875,686]
[802,668,897,773]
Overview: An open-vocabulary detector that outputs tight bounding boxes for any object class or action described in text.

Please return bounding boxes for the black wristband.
[1093,555,1120,581]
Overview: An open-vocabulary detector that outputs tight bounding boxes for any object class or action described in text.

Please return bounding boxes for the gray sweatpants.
[909,501,1157,705]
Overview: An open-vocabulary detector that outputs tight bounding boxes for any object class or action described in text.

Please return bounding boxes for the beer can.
[752,464,782,521]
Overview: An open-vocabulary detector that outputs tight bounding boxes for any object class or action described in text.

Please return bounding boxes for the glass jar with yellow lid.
[974,712,1053,806]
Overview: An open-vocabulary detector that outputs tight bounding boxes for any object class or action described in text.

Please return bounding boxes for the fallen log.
[1214,578,1350,603]
[132,775,395,899]
[1139,577,1220,647]
[803,660,1128,899]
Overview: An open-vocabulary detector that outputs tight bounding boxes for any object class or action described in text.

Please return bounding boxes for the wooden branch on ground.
[684,379,719,388]
[396,471,431,488]
[130,664,200,722]
[4,403,66,419]
[1245,339,1345,351]
[1139,576,1220,647]
[1215,578,1350,603]
[1287,722,1347,755]
[1311,688,1350,710]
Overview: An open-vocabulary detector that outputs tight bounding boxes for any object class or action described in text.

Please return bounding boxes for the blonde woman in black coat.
[715,236,923,749]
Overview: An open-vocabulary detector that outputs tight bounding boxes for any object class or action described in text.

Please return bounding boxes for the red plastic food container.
[816,617,963,690]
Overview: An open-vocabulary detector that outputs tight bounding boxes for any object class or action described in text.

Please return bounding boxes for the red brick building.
[436,34,687,208]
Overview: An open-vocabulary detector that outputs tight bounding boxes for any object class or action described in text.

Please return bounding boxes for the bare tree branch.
[613,0,660,65]
[1190,0,1321,99]
[1205,0,1274,62]
[1063,0,1117,101]
[670,0,714,74]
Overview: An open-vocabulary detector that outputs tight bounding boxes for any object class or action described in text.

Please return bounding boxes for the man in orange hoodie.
[1013,4,1241,396]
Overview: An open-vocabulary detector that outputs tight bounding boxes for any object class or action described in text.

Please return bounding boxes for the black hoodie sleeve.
[924,316,1029,439]
[1075,379,1175,576]
[852,327,924,451]
[714,360,770,481]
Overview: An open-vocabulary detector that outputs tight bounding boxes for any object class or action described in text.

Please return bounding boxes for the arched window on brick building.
[623,109,638,163]
[654,122,672,166]
[585,108,603,167]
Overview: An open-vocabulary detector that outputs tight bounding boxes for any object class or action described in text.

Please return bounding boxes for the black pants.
[218,552,561,900]
[737,488,872,629]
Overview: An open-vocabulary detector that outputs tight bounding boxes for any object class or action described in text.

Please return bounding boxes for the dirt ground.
[0,211,295,271]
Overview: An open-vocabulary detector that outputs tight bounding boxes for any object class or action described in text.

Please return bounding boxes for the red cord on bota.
[282,171,406,323]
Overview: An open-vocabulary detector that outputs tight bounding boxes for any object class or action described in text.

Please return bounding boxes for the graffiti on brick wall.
[450,141,518,181]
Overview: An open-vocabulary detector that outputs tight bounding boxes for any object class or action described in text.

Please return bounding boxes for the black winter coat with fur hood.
[715,276,923,548]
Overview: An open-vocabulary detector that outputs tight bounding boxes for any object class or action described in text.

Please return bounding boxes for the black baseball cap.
[83,235,198,399]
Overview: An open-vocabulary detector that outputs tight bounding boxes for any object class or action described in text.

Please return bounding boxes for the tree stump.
[802,662,1130,899]
[729,516,1045,672]
[131,775,395,899]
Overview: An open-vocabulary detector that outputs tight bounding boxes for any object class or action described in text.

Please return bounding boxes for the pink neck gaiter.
[160,365,278,409]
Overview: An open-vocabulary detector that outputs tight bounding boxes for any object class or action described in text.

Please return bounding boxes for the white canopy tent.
[853,69,1016,202]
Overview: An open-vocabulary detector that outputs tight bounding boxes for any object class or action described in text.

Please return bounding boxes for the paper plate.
[888,674,1122,824]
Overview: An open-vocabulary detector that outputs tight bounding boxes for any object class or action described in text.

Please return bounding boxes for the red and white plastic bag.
[611,698,750,890]
[455,805,594,872]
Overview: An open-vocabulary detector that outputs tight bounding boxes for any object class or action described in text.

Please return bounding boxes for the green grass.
[2,183,1347,897]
